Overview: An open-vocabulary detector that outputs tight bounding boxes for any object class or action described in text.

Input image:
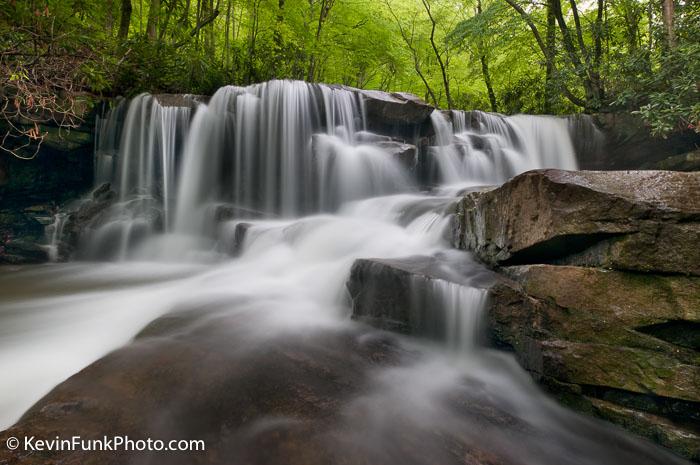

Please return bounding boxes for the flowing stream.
[0,81,685,464]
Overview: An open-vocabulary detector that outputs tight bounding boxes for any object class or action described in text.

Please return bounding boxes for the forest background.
[1,0,698,158]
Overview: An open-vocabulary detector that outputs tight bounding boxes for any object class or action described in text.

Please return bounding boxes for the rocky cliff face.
[457,169,700,461]
[0,118,96,264]
[570,113,700,171]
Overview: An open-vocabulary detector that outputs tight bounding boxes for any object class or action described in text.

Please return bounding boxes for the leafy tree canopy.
[1,0,698,157]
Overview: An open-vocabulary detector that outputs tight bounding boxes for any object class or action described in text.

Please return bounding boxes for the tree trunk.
[551,0,602,110]
[383,0,437,106]
[647,1,654,52]
[661,0,676,48]
[480,55,497,112]
[181,0,192,26]
[592,0,605,104]
[146,0,160,39]
[477,0,496,112]
[307,0,335,82]
[224,0,232,69]
[544,0,556,112]
[421,0,453,109]
[273,0,285,77]
[118,0,132,40]
[158,0,177,42]
[503,0,587,109]
[246,0,261,83]
[105,0,115,35]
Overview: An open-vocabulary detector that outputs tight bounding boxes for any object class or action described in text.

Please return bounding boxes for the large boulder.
[487,264,700,461]
[451,168,700,460]
[355,89,434,127]
[334,86,434,136]
[346,254,700,461]
[456,170,700,275]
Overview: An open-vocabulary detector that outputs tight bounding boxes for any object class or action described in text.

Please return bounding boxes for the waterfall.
[429,280,488,352]
[54,80,581,266]
[406,276,488,352]
[91,85,576,244]
[81,95,193,259]
[429,110,578,192]
[45,212,67,261]
[115,94,192,228]
[94,98,127,186]
[172,81,403,231]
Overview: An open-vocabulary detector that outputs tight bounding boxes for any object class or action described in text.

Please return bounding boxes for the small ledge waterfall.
[430,110,577,190]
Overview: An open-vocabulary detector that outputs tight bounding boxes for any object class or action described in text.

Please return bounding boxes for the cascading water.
[43,79,578,356]
[84,94,193,259]
[44,212,67,261]
[171,81,406,233]
[429,109,577,193]
[6,80,684,464]
[77,81,577,260]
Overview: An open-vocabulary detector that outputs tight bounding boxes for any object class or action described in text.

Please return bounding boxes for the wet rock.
[0,308,527,465]
[645,149,700,172]
[375,141,418,170]
[153,94,208,107]
[348,255,496,338]
[457,169,700,275]
[311,132,418,173]
[571,113,700,170]
[0,238,48,264]
[0,210,44,239]
[0,119,95,211]
[589,398,700,462]
[218,221,253,256]
[333,87,434,138]
[348,256,430,335]
[0,210,48,264]
[212,203,268,221]
[356,89,434,127]
[57,183,117,259]
[355,131,393,144]
[487,264,700,461]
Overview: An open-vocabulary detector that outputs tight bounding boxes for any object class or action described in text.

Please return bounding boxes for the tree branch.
[174,8,220,47]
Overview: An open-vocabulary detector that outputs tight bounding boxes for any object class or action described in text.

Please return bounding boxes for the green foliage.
[635,41,700,136]
[1,0,699,139]
[611,2,700,136]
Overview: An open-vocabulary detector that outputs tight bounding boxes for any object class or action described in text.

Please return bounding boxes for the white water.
[90,94,192,258]
[82,82,579,261]
[44,212,67,261]
[1,81,682,464]
[430,110,577,194]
